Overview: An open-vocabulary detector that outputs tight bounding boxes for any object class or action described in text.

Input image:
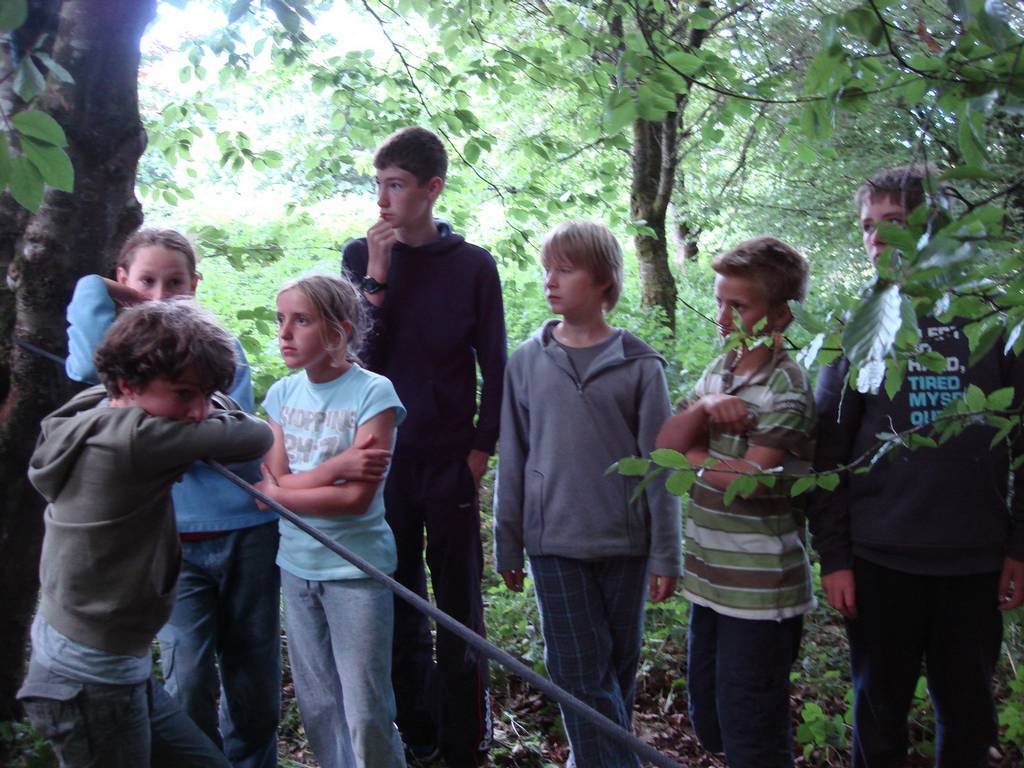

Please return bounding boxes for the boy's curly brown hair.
[94,299,236,398]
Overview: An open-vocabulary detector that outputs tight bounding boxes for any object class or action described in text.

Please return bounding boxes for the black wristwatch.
[359,275,388,294]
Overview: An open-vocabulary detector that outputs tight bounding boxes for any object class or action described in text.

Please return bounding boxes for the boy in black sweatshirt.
[342,126,506,767]
[810,164,1024,767]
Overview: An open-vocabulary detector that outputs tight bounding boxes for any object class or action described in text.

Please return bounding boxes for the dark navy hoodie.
[342,221,507,459]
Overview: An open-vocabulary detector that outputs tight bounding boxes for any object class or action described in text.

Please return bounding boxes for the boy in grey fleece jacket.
[18,300,273,768]
[494,221,680,768]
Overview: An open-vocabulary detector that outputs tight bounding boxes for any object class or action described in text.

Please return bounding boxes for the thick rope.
[12,336,68,366]
[206,459,685,768]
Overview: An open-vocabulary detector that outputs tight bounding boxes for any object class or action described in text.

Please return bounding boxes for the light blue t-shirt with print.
[263,365,406,581]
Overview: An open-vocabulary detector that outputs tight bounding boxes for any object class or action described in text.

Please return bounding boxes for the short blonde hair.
[712,236,809,307]
[540,220,624,310]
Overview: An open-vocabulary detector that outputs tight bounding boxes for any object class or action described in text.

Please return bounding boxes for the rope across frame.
[206,460,686,768]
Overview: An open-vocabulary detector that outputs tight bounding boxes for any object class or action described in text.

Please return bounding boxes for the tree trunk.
[676,220,700,262]
[0,0,154,719]
[626,0,711,335]
[631,116,679,332]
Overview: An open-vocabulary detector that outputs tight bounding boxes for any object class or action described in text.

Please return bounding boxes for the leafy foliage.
[0,6,77,211]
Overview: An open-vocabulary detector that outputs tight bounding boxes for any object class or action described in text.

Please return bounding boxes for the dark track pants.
[385,453,490,768]
[847,557,1002,768]
[687,604,803,768]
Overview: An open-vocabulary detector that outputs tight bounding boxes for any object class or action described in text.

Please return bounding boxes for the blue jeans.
[281,571,405,768]
[530,555,648,768]
[847,558,1002,768]
[156,522,280,768]
[687,604,803,768]
[19,663,229,768]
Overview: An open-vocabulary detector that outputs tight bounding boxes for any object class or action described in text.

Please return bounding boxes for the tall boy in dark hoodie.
[810,164,1024,767]
[17,300,273,768]
[341,126,506,767]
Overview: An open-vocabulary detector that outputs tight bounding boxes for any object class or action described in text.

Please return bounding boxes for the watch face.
[361,276,387,294]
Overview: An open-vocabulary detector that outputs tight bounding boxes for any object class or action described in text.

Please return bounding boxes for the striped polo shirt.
[683,348,817,620]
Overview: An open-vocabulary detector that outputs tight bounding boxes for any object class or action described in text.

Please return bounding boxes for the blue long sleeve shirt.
[65,275,274,532]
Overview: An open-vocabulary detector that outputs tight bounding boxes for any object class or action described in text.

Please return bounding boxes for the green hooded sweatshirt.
[29,385,273,657]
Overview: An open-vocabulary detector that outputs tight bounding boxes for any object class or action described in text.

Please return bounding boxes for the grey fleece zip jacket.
[28,386,274,657]
[494,321,681,576]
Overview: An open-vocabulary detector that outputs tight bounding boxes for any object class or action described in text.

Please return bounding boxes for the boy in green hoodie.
[17,299,273,768]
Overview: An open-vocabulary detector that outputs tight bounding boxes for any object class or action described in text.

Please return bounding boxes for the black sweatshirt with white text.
[809,316,1024,576]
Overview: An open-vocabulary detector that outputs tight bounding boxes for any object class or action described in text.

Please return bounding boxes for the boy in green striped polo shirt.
[656,235,815,768]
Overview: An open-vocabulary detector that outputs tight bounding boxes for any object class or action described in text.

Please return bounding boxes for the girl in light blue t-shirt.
[258,274,407,768]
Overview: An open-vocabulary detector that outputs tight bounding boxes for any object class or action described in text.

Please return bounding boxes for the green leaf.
[915,350,948,373]
[965,383,986,411]
[957,113,986,167]
[966,317,1003,365]
[723,476,745,506]
[875,222,917,252]
[665,50,703,76]
[694,7,717,27]
[665,470,696,497]
[788,300,826,333]
[291,0,315,24]
[940,165,1000,181]
[990,421,1015,449]
[463,139,481,164]
[816,473,840,492]
[799,101,833,141]
[604,91,636,135]
[617,457,649,476]
[841,6,883,45]
[0,133,11,188]
[20,137,73,191]
[0,0,27,31]
[987,387,1014,411]
[32,52,73,84]
[268,0,301,34]
[453,109,479,129]
[842,283,903,391]
[12,110,68,147]
[795,143,816,163]
[790,475,816,497]
[884,357,907,400]
[629,468,662,504]
[9,155,43,211]
[907,434,937,450]
[228,0,251,23]
[14,56,45,102]
[802,51,840,94]
[650,448,689,469]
